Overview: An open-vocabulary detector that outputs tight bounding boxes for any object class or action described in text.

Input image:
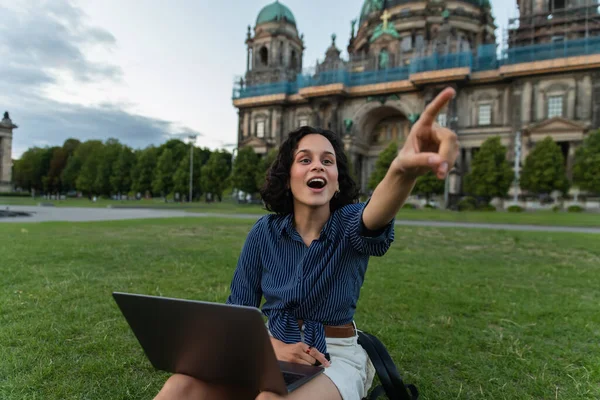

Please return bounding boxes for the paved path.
[190,212,600,234]
[1,205,599,234]
[0,205,191,223]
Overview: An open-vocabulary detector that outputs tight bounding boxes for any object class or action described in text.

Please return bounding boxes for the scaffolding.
[507,2,600,48]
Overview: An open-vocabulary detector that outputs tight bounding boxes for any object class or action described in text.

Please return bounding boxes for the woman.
[155,88,459,400]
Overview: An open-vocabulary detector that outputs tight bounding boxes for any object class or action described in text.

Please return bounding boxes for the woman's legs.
[157,373,342,400]
[154,374,256,400]
[256,374,342,400]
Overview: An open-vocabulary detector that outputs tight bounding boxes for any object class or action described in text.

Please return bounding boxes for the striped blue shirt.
[226,202,394,355]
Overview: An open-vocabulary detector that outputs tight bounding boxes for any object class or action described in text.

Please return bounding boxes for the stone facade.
[233,0,599,194]
[0,111,16,192]
[511,0,600,47]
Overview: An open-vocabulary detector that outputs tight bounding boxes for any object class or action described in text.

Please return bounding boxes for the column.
[455,147,464,174]
[246,111,252,138]
[246,48,250,72]
[1,137,12,183]
[268,108,274,139]
[522,81,532,124]
[238,111,243,143]
[567,142,577,179]
[0,137,3,181]
[465,148,473,173]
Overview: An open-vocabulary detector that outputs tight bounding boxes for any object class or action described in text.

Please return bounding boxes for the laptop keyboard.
[282,372,304,385]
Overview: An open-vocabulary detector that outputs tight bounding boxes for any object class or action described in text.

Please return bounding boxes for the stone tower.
[244,0,304,86]
[511,0,600,46]
[0,111,17,192]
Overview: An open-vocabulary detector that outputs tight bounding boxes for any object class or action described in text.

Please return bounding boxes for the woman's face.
[289,134,340,211]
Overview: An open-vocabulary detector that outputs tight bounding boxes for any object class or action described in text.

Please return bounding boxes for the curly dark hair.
[260,126,359,215]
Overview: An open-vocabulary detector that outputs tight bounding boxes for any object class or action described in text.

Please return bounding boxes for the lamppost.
[513,130,522,204]
[188,135,197,202]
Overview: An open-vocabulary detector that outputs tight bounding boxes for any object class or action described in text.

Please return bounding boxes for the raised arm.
[362,87,460,231]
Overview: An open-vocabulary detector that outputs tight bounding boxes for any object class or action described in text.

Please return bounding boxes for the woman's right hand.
[270,337,331,367]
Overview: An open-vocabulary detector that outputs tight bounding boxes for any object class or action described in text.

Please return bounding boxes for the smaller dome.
[256,1,296,26]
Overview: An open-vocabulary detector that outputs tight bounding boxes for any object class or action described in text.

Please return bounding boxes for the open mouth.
[307,178,327,190]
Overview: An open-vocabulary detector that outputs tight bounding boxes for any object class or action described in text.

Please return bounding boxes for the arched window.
[291,50,298,69]
[279,42,284,65]
[259,47,269,66]
[550,0,565,11]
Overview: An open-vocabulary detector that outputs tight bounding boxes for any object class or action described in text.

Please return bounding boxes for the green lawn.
[1,218,598,399]
[2,196,600,227]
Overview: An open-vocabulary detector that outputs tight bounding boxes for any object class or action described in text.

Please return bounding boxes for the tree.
[62,138,81,157]
[46,138,80,193]
[230,146,261,195]
[76,142,105,195]
[464,136,514,202]
[152,148,175,197]
[368,142,398,190]
[13,147,52,193]
[172,154,192,199]
[573,129,600,195]
[413,171,445,202]
[61,140,102,193]
[256,149,278,190]
[160,139,188,162]
[131,146,158,196]
[201,150,231,201]
[61,155,82,193]
[94,138,122,196]
[172,147,212,200]
[110,146,136,196]
[521,136,569,196]
[44,147,68,193]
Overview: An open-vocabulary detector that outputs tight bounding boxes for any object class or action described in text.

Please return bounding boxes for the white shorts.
[322,334,376,400]
[268,324,376,400]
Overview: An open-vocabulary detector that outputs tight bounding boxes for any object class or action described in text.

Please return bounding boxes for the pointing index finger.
[420,87,456,125]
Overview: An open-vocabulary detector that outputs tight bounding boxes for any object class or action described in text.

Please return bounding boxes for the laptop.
[112,292,324,396]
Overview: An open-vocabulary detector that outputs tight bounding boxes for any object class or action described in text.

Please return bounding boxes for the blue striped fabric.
[226,202,395,355]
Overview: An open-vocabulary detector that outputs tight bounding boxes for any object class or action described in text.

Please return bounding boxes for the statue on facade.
[344,119,353,135]
[379,50,390,70]
[3,111,8,120]
[350,19,357,39]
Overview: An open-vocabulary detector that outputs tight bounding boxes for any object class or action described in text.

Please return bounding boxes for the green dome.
[360,0,384,23]
[256,1,296,26]
[359,0,491,23]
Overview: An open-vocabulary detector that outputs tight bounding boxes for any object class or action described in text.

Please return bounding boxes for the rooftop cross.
[380,9,391,30]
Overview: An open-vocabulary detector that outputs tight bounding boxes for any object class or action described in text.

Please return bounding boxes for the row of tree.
[368,130,600,202]
[13,138,233,200]
[12,130,600,201]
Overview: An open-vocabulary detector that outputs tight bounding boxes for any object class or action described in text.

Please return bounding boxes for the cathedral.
[232,0,600,194]
[0,111,16,192]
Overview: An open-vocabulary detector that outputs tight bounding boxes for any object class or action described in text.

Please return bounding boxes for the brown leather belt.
[297,320,356,338]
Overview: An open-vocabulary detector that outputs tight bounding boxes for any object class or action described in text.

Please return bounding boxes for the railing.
[409,51,472,74]
[348,66,410,86]
[232,81,296,99]
[233,36,600,99]
[297,69,349,88]
[502,35,600,65]
[472,44,499,72]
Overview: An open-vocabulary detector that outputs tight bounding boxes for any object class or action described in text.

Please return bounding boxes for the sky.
[1,0,515,159]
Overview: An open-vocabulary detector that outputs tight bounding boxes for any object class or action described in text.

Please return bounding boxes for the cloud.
[0,0,200,158]
[9,99,198,156]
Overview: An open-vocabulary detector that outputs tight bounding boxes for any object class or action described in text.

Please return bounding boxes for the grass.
[1,218,599,399]
[394,207,600,227]
[2,196,600,227]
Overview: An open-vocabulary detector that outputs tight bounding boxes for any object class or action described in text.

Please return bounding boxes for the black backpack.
[357,331,419,400]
